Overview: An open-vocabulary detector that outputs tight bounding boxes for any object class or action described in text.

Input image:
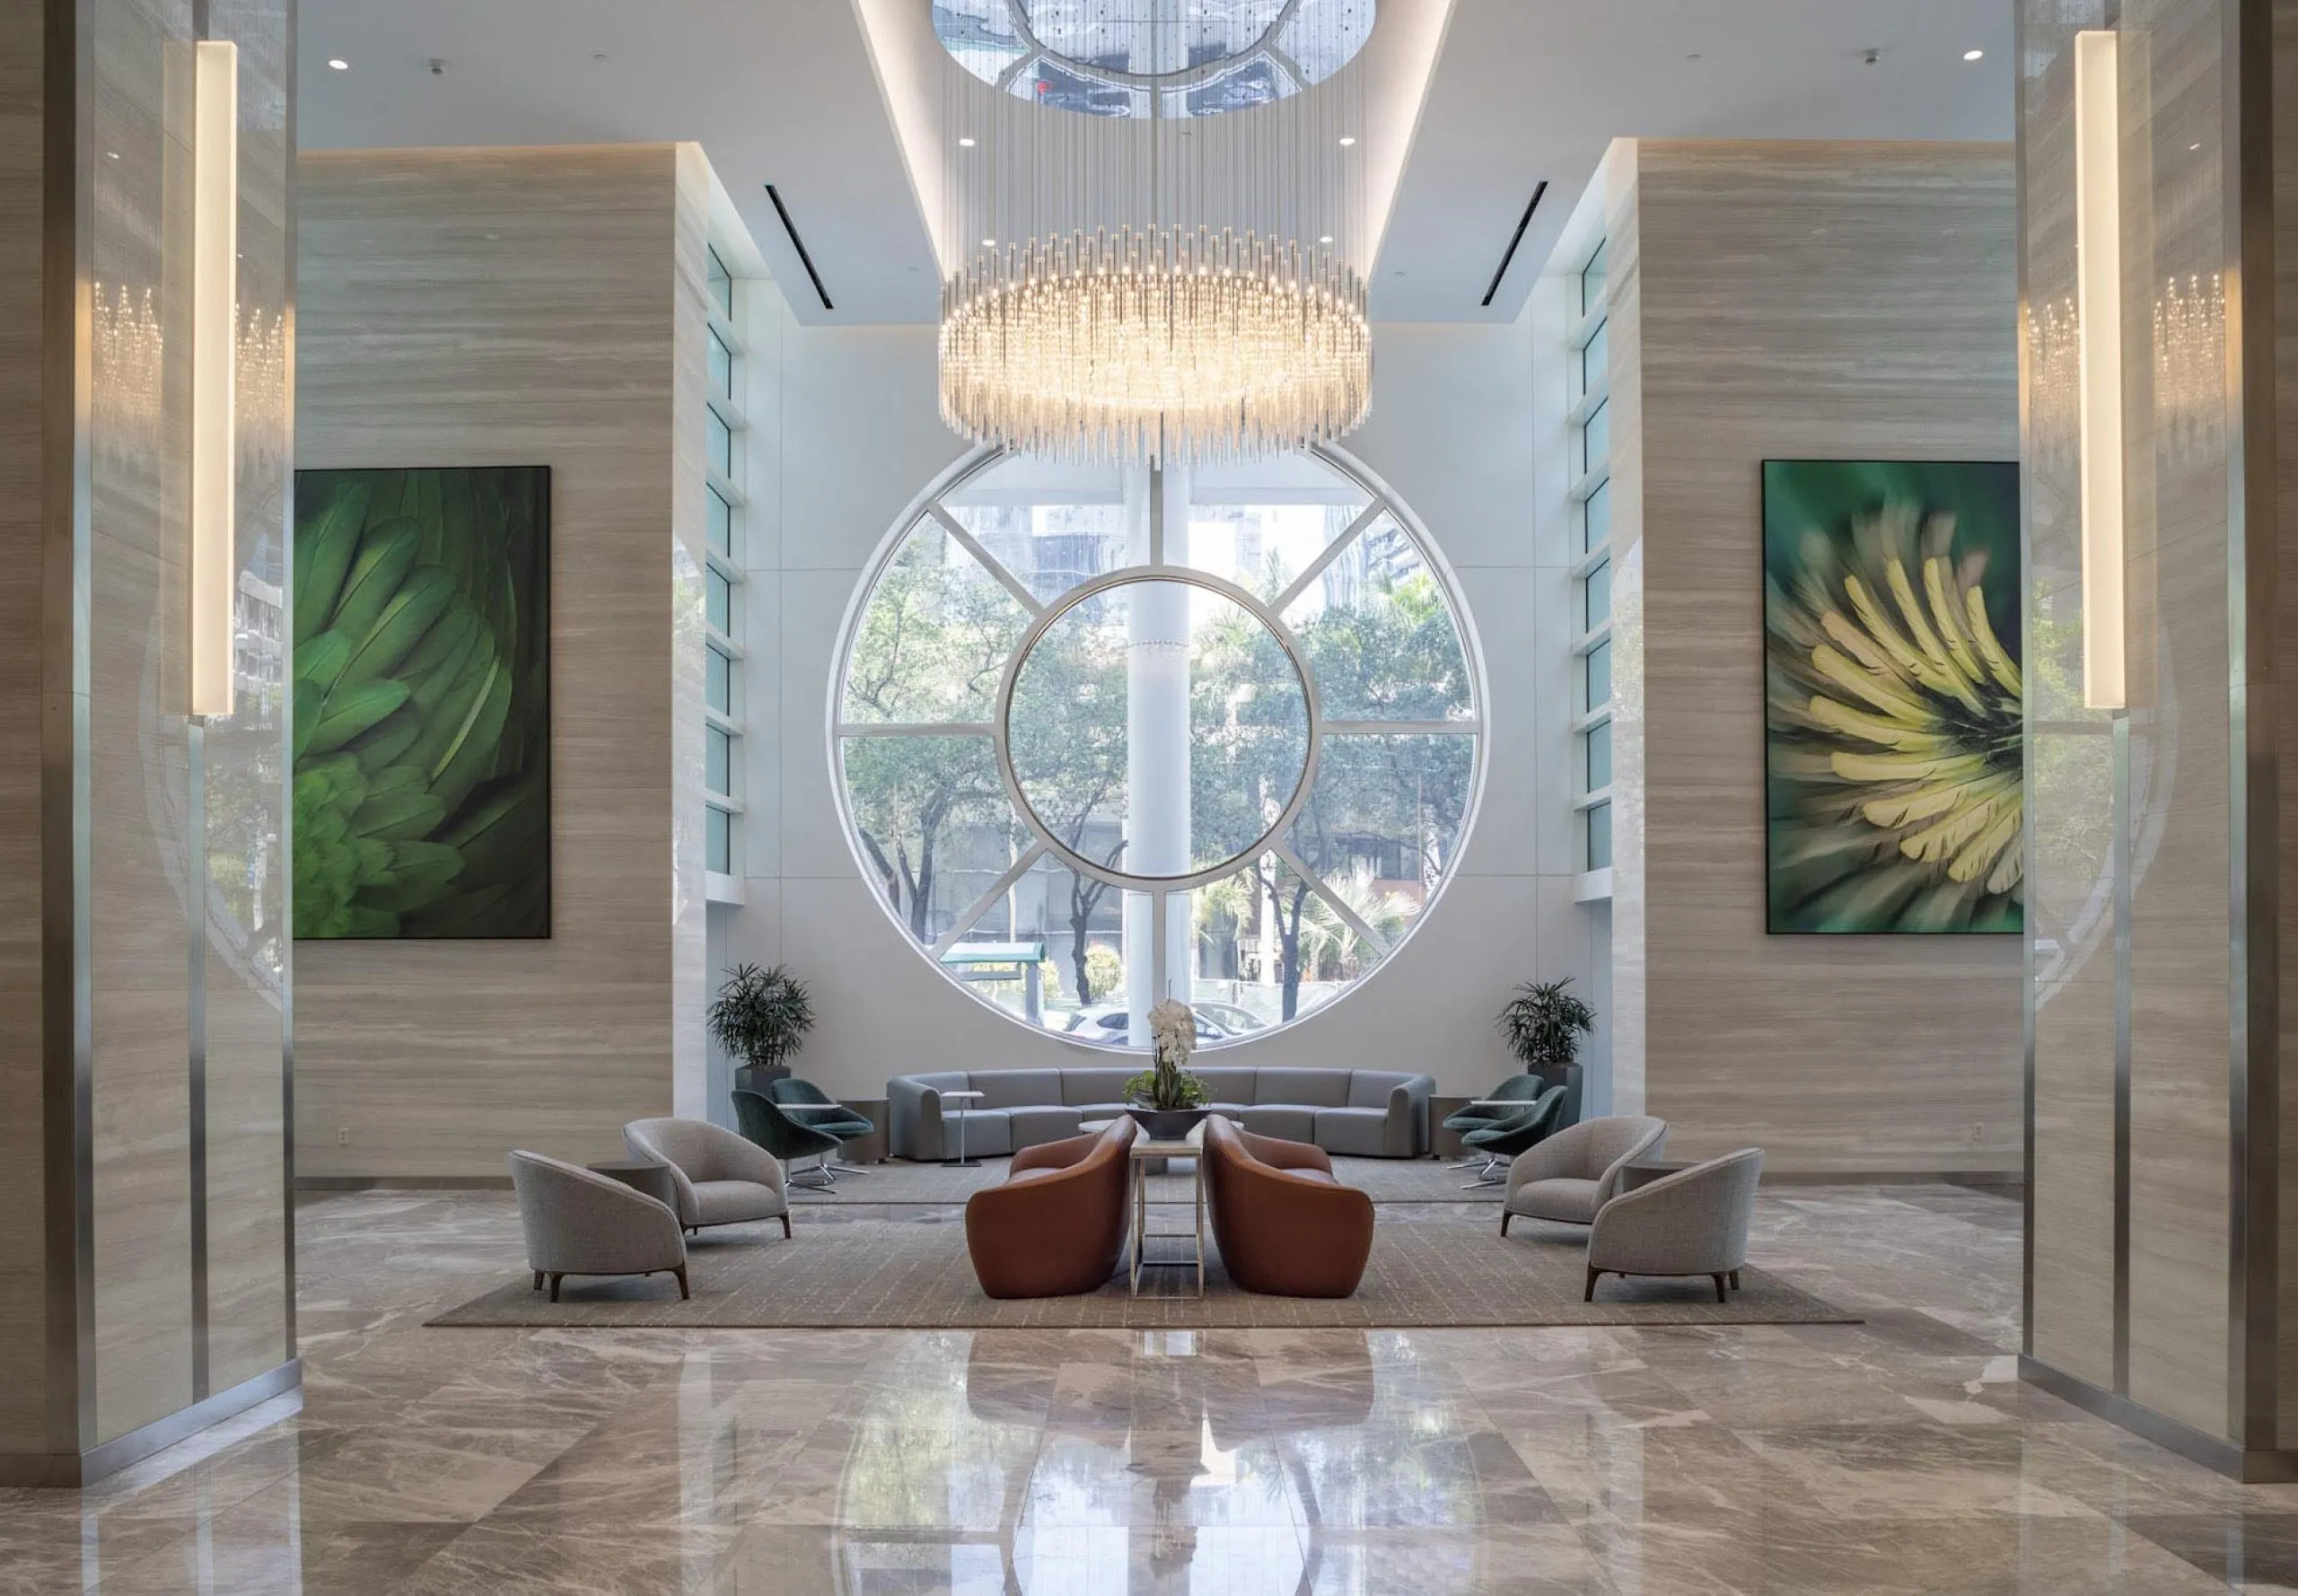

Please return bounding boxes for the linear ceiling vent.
[765,183,834,311]
[1480,180,1548,309]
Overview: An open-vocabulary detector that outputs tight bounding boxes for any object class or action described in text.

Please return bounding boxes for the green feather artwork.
[1762,460,2021,935]
[293,467,551,939]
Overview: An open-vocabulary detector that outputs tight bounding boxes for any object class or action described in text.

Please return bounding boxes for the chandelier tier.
[940,225,1370,466]
[933,0,1374,465]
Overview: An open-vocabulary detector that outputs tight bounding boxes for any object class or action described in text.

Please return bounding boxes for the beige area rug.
[429,1209,1858,1331]
[792,1155,1504,1206]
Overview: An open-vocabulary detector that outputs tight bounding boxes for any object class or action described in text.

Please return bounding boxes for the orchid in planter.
[1123,998,1211,1137]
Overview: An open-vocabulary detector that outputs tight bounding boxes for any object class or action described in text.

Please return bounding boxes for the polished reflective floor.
[3,1183,2291,1593]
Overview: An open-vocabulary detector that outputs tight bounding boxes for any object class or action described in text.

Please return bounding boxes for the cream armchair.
[1585,1149,1765,1302]
[1499,1115,1667,1234]
[623,1117,792,1237]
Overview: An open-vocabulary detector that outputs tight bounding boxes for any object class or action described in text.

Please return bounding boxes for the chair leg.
[780,1214,793,1239]
[531,1270,543,1292]
[1713,1273,1729,1304]
[673,1264,690,1301]
[1583,1267,1601,1303]
[1729,1269,1741,1292]
[1499,1212,1512,1237]
[548,1273,564,1303]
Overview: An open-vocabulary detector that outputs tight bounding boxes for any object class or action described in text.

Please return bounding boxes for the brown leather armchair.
[1203,1116,1374,1298]
[964,1118,1137,1298]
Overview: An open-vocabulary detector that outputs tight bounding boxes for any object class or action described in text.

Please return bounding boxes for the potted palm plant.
[708,962,815,1088]
[1496,978,1596,1074]
[1123,998,1211,1138]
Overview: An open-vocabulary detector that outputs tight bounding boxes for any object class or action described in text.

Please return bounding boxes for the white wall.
[712,307,1589,1105]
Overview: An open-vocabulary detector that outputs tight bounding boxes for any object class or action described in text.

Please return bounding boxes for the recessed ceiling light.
[1962,48,1985,62]
[327,57,348,70]
[982,238,996,248]
[958,136,976,147]
[105,150,118,160]
[1318,235,1333,244]
[1338,136,1356,147]
[2190,142,2203,151]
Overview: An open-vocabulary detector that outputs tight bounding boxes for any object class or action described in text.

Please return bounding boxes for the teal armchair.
[732,1088,842,1190]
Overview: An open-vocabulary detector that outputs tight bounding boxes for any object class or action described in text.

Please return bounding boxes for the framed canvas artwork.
[292,466,551,939]
[1762,459,2022,934]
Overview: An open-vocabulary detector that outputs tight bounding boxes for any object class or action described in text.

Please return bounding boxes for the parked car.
[1063,1004,1250,1046]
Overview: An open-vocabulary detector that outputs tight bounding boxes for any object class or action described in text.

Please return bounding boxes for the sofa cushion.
[1006,1106,1085,1150]
[1240,1106,1318,1144]
[1259,1068,1351,1108]
[1206,1102,1251,1119]
[1505,1176,1602,1225]
[1075,1102,1130,1122]
[945,1109,1013,1157]
[1313,1107,1392,1159]
[691,1179,785,1225]
[969,1070,1066,1109]
[1061,1068,1136,1108]
[1194,1066,1256,1103]
[1346,1071,1414,1109]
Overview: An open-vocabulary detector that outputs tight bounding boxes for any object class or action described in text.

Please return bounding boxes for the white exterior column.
[1124,464,1194,1039]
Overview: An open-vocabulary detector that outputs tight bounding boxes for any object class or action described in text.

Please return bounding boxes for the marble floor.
[5,1181,2296,1593]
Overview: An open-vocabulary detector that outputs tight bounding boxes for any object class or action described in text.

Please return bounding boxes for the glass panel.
[1580,240,1607,315]
[706,804,732,873]
[1007,579,1311,879]
[1583,558,1610,630]
[1580,399,1609,476]
[707,487,734,557]
[707,567,732,635]
[943,453,1130,605]
[706,408,733,477]
[1282,521,1475,720]
[1578,317,1609,399]
[1584,801,1611,871]
[1583,639,1611,711]
[707,724,732,796]
[842,519,1033,723]
[1180,453,1369,592]
[1287,732,1474,949]
[706,644,732,714]
[708,330,733,402]
[1585,719,1611,792]
[944,853,1124,1038]
[706,247,733,318]
[1191,855,1386,1036]
[1581,478,1611,554]
[841,734,1013,942]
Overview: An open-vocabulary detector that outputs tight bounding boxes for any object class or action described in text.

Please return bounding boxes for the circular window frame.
[996,566,1324,893]
[829,441,1487,1053]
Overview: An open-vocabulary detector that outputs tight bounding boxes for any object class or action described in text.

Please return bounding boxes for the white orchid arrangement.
[1125,999,1208,1110]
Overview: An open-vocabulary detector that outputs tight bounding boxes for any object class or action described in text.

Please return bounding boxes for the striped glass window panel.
[706,643,732,714]
[707,567,732,635]
[1583,639,1611,712]
[706,248,733,319]
[1585,719,1612,791]
[1580,399,1609,476]
[707,486,733,556]
[1585,801,1611,870]
[1580,241,1607,316]
[1577,317,1608,398]
[709,330,733,401]
[707,408,733,477]
[1583,557,1610,630]
[1581,478,1610,555]
[707,804,732,873]
[707,724,732,797]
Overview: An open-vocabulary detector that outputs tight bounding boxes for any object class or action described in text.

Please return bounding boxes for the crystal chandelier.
[933,0,1375,465]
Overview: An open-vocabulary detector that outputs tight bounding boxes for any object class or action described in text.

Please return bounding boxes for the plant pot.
[1126,1105,1213,1141]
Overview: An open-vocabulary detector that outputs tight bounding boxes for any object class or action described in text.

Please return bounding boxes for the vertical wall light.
[189,39,238,717]
[2074,29,2125,711]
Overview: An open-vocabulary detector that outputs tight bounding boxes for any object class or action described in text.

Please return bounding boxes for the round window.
[834,447,1481,1050]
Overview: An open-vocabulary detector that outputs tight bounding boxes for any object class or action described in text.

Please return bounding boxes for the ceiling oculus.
[933,0,1376,465]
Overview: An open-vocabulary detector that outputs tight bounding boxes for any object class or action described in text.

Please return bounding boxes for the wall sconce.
[2074,28,2124,711]
[190,39,238,718]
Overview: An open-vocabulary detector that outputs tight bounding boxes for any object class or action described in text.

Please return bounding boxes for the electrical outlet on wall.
[1969,1122,1986,1145]
[337,1127,349,1146]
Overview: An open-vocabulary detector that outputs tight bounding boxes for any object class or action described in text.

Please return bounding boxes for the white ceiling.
[297,0,2015,328]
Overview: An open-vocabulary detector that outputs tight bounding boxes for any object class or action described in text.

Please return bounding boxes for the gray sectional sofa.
[886,1065,1434,1162]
